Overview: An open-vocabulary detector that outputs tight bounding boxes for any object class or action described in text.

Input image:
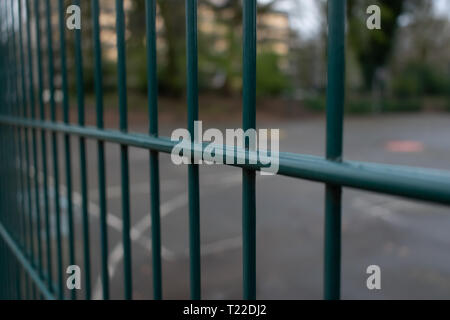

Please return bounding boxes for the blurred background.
[54,0,450,119]
[28,0,450,299]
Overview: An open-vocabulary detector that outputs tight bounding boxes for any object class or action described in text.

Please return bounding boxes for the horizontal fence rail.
[0,0,449,300]
[2,115,450,206]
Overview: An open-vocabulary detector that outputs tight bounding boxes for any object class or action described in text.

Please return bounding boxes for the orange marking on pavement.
[385,140,424,153]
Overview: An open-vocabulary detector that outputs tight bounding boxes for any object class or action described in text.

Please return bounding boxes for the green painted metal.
[11,0,27,260]
[3,115,450,206]
[0,2,6,298]
[242,0,257,300]
[92,0,110,301]
[1,0,450,301]
[4,5,16,300]
[45,0,64,298]
[57,0,76,301]
[0,222,55,300]
[324,0,346,300]
[74,0,91,300]
[25,0,43,284]
[10,0,28,299]
[18,0,34,274]
[2,4,25,294]
[34,0,53,291]
[146,0,163,300]
[115,0,133,300]
[18,1,35,288]
[186,0,201,301]
[8,0,24,251]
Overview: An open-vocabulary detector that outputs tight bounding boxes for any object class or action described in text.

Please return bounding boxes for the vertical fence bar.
[7,0,14,245]
[12,1,25,273]
[18,0,34,299]
[12,0,22,251]
[18,0,34,270]
[115,0,132,300]
[34,0,54,291]
[14,2,25,255]
[9,0,22,298]
[5,0,12,246]
[9,0,26,253]
[0,1,9,295]
[26,0,43,283]
[186,0,201,300]
[324,0,346,301]
[2,0,9,238]
[242,0,257,300]
[0,3,4,299]
[1,1,9,249]
[73,0,91,300]
[8,3,17,251]
[6,0,14,243]
[17,0,34,270]
[58,0,76,300]
[145,0,162,300]
[45,0,64,298]
[92,0,109,300]
[0,244,3,299]
[15,261,22,299]
[5,0,17,266]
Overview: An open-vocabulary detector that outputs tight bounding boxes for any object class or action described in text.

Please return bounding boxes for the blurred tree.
[256,51,291,97]
[347,0,405,91]
[199,0,283,96]
[127,0,186,96]
[199,0,243,95]
[128,0,146,44]
[126,0,288,97]
[391,1,450,99]
[65,0,94,94]
[155,0,186,96]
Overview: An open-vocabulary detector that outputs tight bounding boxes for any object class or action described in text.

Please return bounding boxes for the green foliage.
[392,63,450,98]
[198,29,243,95]
[156,0,186,97]
[131,0,287,97]
[346,98,421,113]
[130,48,149,94]
[304,96,326,112]
[347,0,405,90]
[256,52,291,97]
[304,95,421,113]
[382,99,421,112]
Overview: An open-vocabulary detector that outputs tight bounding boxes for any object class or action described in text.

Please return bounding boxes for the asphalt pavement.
[36,112,450,299]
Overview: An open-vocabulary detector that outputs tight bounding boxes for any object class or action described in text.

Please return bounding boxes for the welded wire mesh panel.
[1,0,450,301]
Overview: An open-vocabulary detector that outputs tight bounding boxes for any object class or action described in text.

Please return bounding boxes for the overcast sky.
[259,0,322,39]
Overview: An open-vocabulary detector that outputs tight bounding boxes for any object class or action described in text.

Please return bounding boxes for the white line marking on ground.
[22,163,245,299]
[88,180,180,200]
[92,171,243,299]
[199,235,242,256]
[351,196,421,225]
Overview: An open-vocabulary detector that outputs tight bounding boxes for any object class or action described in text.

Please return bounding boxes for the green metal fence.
[1,0,450,300]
